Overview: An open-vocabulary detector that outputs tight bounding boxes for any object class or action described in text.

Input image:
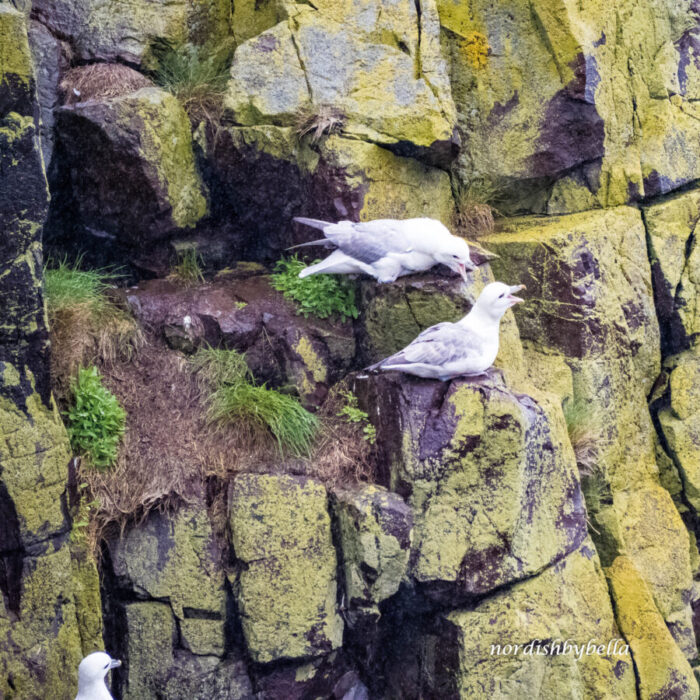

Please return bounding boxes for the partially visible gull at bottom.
[75,651,121,700]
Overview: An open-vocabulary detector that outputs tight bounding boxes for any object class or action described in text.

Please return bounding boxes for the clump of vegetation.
[294,104,344,143]
[337,390,376,444]
[453,177,502,238]
[271,256,358,322]
[191,346,319,458]
[151,40,232,124]
[65,366,127,468]
[45,258,115,317]
[45,259,143,400]
[59,63,154,105]
[169,248,205,286]
[563,397,598,474]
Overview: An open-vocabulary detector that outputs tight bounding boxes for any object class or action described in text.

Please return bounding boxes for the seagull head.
[77,652,121,696]
[434,237,476,282]
[473,281,526,320]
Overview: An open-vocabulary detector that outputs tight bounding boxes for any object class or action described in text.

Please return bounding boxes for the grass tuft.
[453,177,503,238]
[189,345,251,388]
[271,256,358,322]
[45,258,115,317]
[563,398,599,474]
[65,366,127,469]
[151,40,232,124]
[169,248,205,286]
[208,383,319,458]
[45,258,144,400]
[191,346,319,458]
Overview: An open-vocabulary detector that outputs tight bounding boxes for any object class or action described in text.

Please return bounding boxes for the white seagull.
[75,651,121,700]
[291,217,476,283]
[370,282,525,380]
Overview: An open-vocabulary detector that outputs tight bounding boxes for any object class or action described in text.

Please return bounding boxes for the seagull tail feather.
[286,238,335,251]
[293,217,332,230]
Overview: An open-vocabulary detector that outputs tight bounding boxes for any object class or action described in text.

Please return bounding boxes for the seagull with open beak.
[369,282,526,380]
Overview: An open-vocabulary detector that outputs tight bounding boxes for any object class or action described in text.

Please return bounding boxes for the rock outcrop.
[5,0,700,696]
[52,87,208,250]
[0,6,102,698]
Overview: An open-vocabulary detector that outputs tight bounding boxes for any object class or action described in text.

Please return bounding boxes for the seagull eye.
[498,293,504,298]
[452,254,459,259]
[104,663,110,669]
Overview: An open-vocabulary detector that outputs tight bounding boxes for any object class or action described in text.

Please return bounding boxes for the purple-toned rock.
[125,269,356,407]
[353,371,586,604]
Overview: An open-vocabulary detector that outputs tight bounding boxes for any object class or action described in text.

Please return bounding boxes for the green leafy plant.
[337,390,376,444]
[271,256,358,322]
[65,366,127,468]
[191,346,319,457]
[169,248,204,286]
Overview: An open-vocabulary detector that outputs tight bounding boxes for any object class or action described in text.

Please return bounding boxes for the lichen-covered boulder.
[107,504,227,656]
[440,0,700,213]
[118,601,177,700]
[53,87,207,248]
[484,208,661,492]
[354,371,586,604]
[228,474,343,663]
[332,484,412,611]
[225,3,456,160]
[199,124,456,261]
[125,268,356,408]
[385,542,636,698]
[484,207,698,661]
[606,555,699,700]
[643,187,700,352]
[31,0,231,65]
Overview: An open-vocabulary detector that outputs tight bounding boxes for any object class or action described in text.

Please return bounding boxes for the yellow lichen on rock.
[606,555,699,700]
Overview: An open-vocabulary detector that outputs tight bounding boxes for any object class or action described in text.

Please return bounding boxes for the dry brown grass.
[453,178,503,238]
[60,63,154,104]
[294,104,345,143]
[50,304,144,403]
[75,335,377,551]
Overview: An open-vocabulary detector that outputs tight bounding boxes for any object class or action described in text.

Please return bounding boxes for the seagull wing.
[324,220,415,264]
[381,323,484,369]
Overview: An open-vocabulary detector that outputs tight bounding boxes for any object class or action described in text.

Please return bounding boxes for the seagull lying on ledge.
[75,651,121,700]
[369,282,525,380]
[291,217,476,283]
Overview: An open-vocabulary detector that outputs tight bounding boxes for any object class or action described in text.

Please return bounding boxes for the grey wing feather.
[327,222,412,264]
[382,325,483,367]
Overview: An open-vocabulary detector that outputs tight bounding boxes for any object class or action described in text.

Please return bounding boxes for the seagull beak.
[458,263,469,282]
[109,659,122,669]
[507,284,526,305]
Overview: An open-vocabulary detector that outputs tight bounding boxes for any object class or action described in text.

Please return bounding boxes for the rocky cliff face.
[4,0,700,698]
